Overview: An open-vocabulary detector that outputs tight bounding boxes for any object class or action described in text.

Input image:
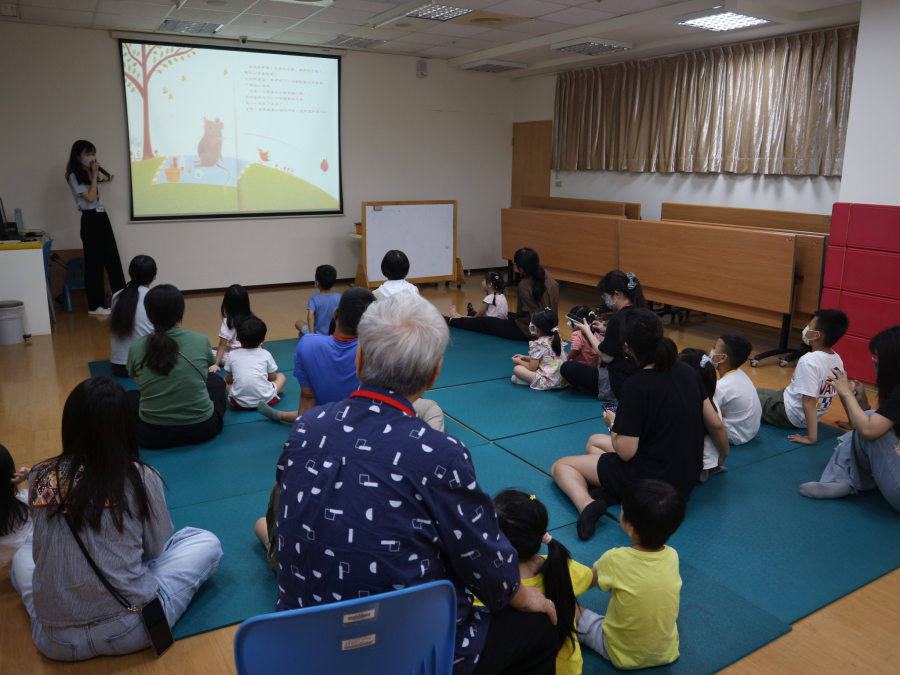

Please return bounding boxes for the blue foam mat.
[495,419,610,474]
[432,327,525,390]
[444,417,487,448]
[429,379,605,441]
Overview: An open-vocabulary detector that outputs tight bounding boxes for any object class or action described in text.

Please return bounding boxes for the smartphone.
[140,595,175,658]
[566,312,585,325]
[602,403,618,415]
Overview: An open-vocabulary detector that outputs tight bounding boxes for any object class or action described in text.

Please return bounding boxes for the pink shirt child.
[569,330,601,368]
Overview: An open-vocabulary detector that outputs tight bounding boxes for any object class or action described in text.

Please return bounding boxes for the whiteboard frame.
[361,200,458,287]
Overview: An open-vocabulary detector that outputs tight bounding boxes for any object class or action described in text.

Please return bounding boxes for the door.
[511,121,552,208]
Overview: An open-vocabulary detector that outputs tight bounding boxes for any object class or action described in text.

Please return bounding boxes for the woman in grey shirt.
[110,255,157,377]
[10,376,223,661]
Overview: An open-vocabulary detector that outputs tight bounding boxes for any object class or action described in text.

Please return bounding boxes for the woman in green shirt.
[126,285,226,449]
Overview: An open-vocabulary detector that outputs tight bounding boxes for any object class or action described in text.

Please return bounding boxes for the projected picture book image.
[121,42,341,219]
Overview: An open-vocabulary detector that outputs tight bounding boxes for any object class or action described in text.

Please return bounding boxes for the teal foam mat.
[432,328,525,390]
[428,379,605,441]
[444,417,487,448]
[495,419,610,474]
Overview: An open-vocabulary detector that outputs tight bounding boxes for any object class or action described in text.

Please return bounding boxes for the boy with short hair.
[709,333,762,445]
[756,309,849,445]
[577,479,684,670]
[225,317,286,409]
[373,250,420,300]
[295,264,341,337]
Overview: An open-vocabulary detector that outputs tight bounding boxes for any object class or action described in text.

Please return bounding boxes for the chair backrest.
[233,581,457,675]
[66,257,86,290]
[41,239,53,280]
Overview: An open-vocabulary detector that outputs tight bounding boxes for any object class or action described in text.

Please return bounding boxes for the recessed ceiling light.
[406,5,473,21]
[159,19,223,34]
[678,11,771,31]
[551,37,631,56]
[323,36,386,48]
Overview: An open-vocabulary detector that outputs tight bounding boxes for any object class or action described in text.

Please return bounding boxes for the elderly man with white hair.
[273,292,560,674]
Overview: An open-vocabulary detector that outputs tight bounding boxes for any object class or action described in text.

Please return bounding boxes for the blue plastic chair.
[41,238,56,323]
[233,581,457,675]
[61,257,86,313]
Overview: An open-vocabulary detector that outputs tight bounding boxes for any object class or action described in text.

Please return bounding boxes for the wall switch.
[555,181,562,187]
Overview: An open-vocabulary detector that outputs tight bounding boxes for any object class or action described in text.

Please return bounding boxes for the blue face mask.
[605,295,615,309]
[874,360,879,374]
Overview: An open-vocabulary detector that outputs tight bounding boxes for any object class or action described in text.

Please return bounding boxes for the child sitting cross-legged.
[578,478,685,670]
[447,270,508,320]
[489,490,598,675]
[225,317,286,410]
[566,305,603,368]
[295,264,341,338]
[512,309,567,390]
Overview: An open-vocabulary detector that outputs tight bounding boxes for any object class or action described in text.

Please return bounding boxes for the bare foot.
[448,305,462,320]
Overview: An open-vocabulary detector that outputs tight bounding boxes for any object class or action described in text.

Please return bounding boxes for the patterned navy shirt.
[274,385,521,674]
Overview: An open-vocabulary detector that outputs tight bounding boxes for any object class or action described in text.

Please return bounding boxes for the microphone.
[98,166,111,178]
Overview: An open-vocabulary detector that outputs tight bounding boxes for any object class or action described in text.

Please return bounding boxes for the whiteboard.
[363,201,456,285]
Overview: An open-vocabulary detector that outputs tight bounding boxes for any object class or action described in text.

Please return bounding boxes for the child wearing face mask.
[567,306,602,368]
[512,309,568,390]
[294,265,341,337]
[756,309,849,445]
[708,333,762,445]
[447,271,508,320]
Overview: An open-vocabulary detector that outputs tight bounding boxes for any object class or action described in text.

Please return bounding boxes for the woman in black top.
[552,309,730,540]
[561,271,646,400]
[800,326,900,511]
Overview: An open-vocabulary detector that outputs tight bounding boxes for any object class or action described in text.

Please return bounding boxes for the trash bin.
[0,301,26,345]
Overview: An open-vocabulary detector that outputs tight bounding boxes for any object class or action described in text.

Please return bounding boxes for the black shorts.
[596,452,630,501]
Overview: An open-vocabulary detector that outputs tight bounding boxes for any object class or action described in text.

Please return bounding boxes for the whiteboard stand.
[358,200,465,290]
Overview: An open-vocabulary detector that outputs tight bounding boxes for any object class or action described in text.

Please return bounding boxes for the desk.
[0,234,51,337]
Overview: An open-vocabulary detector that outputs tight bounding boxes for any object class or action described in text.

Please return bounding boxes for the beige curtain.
[552,26,857,175]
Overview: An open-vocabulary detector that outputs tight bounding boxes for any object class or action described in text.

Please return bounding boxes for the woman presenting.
[65,140,126,315]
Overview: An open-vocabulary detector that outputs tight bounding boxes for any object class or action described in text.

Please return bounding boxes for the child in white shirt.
[678,349,730,480]
[757,310,849,445]
[225,317,286,409]
[373,250,419,300]
[1,445,32,579]
[447,270,508,321]
[708,333,762,445]
[211,284,255,372]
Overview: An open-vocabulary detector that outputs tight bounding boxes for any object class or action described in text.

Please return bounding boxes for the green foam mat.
[552,519,792,675]
[431,328,526,389]
[428,379,605,441]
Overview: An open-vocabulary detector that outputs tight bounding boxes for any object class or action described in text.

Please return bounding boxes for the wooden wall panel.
[521,195,627,218]
[661,202,831,234]
[511,121,552,208]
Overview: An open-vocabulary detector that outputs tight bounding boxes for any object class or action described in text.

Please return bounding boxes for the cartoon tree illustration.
[122,44,197,160]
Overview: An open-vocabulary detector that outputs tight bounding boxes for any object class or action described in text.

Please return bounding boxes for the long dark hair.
[110,255,157,339]
[0,444,29,538]
[484,270,506,305]
[514,248,548,305]
[46,377,157,533]
[871,326,900,407]
[221,284,253,330]
[142,284,185,376]
[532,309,562,356]
[65,140,95,186]
[494,490,579,655]
[598,270,648,309]
[679,348,718,412]
[620,308,677,370]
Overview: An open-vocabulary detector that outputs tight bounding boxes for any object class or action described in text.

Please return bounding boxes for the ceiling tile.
[418,44,474,57]
[422,22,492,36]
[96,1,173,17]
[394,31,457,45]
[487,0,569,19]
[216,24,286,38]
[372,41,428,53]
[93,13,164,29]
[332,0,399,13]
[598,18,704,43]
[540,6,616,24]
[169,7,239,23]
[180,0,258,13]
[287,20,359,34]
[504,18,570,33]
[389,17,436,32]
[448,0,504,9]
[228,13,301,29]
[20,6,94,24]
[346,25,410,39]
[278,30,338,44]
[21,0,98,10]
[588,0,668,14]
[551,0,599,6]
[311,6,377,25]
[247,0,328,19]
[441,36,501,50]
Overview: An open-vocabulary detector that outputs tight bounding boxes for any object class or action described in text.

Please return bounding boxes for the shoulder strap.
[178,351,207,380]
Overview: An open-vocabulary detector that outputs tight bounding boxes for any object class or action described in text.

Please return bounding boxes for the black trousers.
[560,360,600,396]
[127,376,227,450]
[472,608,560,675]
[80,209,125,310]
[110,362,129,378]
[448,313,529,342]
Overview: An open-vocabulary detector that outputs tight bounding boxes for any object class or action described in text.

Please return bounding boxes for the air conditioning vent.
[323,36,386,48]
[159,20,223,35]
[461,59,527,73]
[551,37,632,56]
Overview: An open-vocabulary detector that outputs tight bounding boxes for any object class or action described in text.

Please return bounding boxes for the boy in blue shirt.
[295,264,341,337]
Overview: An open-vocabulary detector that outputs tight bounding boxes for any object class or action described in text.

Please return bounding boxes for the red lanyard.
[332,335,356,343]
[349,390,415,417]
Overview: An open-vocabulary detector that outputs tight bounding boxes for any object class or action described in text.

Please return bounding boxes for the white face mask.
[81,155,96,167]
[566,320,575,331]
[528,322,536,336]
[801,325,819,346]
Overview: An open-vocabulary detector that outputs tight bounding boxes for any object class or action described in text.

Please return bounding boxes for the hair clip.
[626,272,637,289]
[551,327,559,333]
[542,532,553,544]
[529,494,537,500]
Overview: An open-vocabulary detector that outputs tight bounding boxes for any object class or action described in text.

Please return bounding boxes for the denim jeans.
[11,527,223,661]
[820,411,900,512]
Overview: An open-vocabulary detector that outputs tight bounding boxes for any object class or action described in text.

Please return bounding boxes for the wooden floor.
[1,275,897,674]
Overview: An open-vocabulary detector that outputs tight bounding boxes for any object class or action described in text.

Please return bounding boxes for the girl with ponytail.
[125,284,227,449]
[447,270,508,320]
[511,309,567,390]
[109,255,157,377]
[492,490,598,674]
[552,308,729,540]
[679,348,730,478]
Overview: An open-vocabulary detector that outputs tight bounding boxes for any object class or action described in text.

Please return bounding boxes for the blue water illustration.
[155,155,253,186]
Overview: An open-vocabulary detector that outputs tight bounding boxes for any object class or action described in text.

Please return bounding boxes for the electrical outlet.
[555,181,562,187]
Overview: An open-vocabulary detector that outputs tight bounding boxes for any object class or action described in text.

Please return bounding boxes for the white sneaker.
[88,307,111,316]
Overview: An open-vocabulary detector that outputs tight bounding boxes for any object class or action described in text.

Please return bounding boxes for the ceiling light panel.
[159,20,223,34]
[551,37,632,56]
[678,11,771,32]
[323,35,386,47]
[407,5,473,21]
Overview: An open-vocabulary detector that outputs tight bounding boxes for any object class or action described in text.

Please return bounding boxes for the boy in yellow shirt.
[577,478,685,669]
